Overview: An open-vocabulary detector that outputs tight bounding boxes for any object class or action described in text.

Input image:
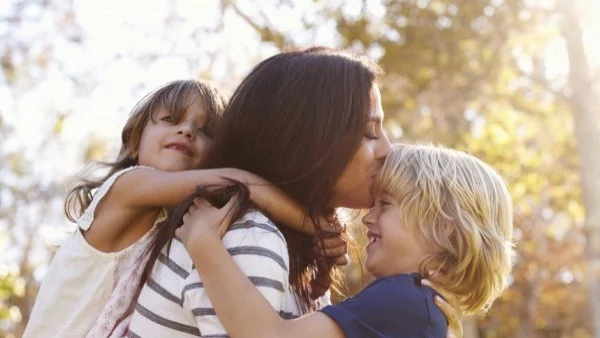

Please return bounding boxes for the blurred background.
[1,0,599,337]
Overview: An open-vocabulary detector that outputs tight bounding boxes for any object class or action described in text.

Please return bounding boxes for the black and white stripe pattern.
[127,210,302,337]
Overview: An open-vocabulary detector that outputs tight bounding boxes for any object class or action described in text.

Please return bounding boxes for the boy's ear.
[443,221,455,238]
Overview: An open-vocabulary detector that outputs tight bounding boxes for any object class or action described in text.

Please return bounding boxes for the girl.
[23,80,345,338]
[177,144,514,338]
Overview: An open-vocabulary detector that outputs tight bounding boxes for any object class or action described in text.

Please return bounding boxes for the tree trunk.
[561,0,600,336]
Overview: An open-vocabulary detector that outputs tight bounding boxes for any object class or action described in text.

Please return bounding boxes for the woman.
[126,47,459,337]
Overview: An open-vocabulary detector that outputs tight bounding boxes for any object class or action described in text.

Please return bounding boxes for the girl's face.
[331,86,391,209]
[137,95,212,172]
[362,192,433,278]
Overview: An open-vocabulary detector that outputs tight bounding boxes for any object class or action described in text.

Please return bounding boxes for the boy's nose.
[362,210,376,227]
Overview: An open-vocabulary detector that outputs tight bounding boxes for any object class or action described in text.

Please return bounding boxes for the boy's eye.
[378,199,390,206]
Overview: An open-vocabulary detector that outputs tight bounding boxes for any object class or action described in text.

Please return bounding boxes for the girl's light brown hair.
[64,79,227,222]
[375,144,514,315]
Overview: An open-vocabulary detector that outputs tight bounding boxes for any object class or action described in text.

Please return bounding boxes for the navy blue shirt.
[320,273,447,338]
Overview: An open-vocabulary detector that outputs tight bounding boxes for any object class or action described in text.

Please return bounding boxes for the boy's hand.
[176,196,238,250]
[421,277,463,338]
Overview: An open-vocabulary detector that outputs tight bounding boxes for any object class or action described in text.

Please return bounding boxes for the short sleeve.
[320,275,447,338]
[182,212,290,337]
[77,165,154,231]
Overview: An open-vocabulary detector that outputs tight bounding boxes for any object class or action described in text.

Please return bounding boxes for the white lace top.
[23,166,167,338]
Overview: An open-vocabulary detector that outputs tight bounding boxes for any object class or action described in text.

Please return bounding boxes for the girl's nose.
[178,123,195,140]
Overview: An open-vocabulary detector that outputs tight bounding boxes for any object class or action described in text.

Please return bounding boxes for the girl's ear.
[129,146,139,161]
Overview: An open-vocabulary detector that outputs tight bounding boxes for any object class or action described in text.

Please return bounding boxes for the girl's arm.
[106,167,318,233]
[85,167,320,251]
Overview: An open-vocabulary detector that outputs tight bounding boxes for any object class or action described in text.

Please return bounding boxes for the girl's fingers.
[332,254,349,266]
[316,237,346,249]
[315,244,347,258]
[310,255,332,299]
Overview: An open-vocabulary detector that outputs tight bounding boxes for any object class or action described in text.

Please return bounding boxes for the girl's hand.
[421,278,463,338]
[314,214,349,266]
[314,235,348,266]
[176,196,238,249]
[309,215,348,299]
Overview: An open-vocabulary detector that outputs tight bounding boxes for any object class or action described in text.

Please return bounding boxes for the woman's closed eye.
[364,124,380,140]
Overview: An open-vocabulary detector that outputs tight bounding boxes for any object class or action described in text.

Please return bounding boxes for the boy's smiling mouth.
[367,231,381,245]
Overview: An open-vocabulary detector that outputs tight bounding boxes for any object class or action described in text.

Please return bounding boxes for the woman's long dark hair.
[138,46,382,314]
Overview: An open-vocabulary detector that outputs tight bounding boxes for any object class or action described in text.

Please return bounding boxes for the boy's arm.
[176,198,345,338]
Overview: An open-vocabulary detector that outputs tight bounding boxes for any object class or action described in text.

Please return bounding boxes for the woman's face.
[332,86,391,209]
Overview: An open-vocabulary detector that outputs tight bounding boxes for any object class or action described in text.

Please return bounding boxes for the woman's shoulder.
[226,209,286,245]
[234,209,279,228]
[223,209,290,267]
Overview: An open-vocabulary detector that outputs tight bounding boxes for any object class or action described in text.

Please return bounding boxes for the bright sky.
[0,0,599,278]
[2,0,598,178]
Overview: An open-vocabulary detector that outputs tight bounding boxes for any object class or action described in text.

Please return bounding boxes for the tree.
[221,0,593,336]
[561,0,600,336]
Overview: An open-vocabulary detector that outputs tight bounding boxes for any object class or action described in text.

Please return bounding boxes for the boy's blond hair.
[375,144,514,315]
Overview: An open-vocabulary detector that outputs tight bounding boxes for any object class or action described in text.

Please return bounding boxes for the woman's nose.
[376,131,392,160]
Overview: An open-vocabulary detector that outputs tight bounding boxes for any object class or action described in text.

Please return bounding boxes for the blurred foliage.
[1,0,599,337]
[228,0,595,337]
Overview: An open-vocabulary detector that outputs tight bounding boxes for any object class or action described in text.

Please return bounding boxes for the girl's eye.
[161,115,174,123]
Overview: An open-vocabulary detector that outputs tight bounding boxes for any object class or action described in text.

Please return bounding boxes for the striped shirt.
[126,210,301,337]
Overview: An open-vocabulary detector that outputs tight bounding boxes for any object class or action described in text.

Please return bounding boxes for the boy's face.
[137,95,212,172]
[362,192,432,278]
